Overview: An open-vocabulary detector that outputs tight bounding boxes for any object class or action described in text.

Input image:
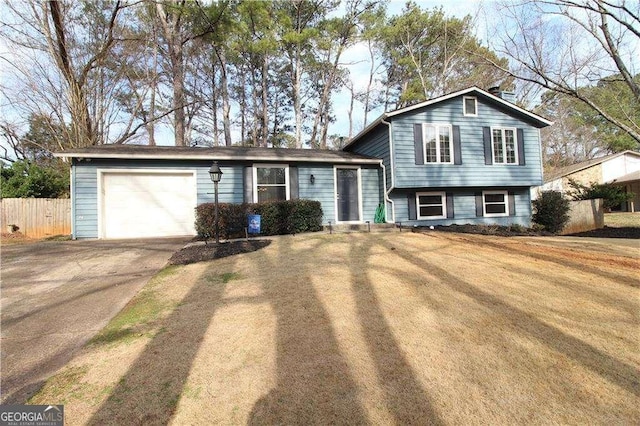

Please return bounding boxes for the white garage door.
[101,171,197,239]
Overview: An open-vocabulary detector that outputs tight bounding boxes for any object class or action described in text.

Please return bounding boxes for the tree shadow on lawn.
[248,235,443,425]
[248,238,369,424]
[391,241,640,398]
[473,252,639,317]
[347,238,444,425]
[87,258,236,424]
[469,236,639,288]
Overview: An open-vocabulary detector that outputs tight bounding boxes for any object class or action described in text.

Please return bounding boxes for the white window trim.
[333,166,363,224]
[416,191,447,220]
[483,190,509,217]
[253,164,290,203]
[463,96,477,117]
[491,127,518,165]
[422,123,454,164]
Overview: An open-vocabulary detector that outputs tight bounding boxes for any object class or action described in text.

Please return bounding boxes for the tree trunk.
[261,54,269,147]
[172,51,186,146]
[348,83,355,138]
[147,38,159,146]
[211,59,218,146]
[293,53,303,148]
[363,39,375,128]
[156,2,187,146]
[47,0,101,147]
[217,50,232,146]
[238,65,247,145]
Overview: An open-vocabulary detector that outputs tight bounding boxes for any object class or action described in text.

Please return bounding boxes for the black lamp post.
[208,161,223,244]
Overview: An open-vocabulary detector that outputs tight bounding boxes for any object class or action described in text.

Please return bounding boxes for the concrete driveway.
[0,238,188,404]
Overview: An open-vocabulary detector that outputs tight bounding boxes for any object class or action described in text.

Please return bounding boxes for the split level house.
[56,87,552,239]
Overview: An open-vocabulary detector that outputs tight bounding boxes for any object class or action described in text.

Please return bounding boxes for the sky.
[330,0,487,139]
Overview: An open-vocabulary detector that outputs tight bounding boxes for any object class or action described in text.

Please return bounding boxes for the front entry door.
[336,168,360,222]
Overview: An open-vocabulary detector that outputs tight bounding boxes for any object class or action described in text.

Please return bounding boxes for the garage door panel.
[102,172,196,239]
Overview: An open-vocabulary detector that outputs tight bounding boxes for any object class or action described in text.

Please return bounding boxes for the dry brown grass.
[0,232,36,245]
[606,212,640,228]
[30,232,640,425]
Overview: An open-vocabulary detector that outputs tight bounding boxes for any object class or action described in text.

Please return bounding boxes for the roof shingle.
[54,144,381,164]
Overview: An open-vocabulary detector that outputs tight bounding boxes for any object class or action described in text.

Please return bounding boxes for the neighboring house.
[534,150,640,212]
[344,86,551,227]
[56,86,551,239]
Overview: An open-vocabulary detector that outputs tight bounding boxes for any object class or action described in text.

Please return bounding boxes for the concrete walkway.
[0,238,188,404]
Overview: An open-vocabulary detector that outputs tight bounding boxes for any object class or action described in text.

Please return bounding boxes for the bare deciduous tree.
[486,0,640,144]
[0,0,169,151]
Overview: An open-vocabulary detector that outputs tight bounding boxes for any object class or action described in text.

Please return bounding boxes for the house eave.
[385,87,553,127]
[54,151,382,165]
[343,115,387,150]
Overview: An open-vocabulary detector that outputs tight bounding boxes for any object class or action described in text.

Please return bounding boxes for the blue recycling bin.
[248,214,261,234]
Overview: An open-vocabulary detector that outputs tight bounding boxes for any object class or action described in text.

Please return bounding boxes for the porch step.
[322,223,400,233]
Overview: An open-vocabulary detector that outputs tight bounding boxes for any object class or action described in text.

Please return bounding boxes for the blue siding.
[346,125,390,188]
[298,164,336,223]
[390,96,543,188]
[73,159,382,238]
[361,167,383,222]
[74,163,98,239]
[391,187,532,227]
[196,165,244,204]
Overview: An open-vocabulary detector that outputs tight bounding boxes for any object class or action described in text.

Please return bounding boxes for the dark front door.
[336,168,360,222]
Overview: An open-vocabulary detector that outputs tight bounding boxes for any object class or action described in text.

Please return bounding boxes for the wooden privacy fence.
[1,198,71,238]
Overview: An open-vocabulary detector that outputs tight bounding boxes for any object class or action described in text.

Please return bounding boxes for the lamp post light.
[208,161,223,244]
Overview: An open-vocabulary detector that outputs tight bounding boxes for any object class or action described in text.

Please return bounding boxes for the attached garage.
[99,170,197,239]
[57,145,383,239]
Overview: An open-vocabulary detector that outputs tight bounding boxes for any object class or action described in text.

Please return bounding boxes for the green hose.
[374,203,385,223]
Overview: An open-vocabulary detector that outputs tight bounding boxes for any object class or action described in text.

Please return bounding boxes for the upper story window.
[463,96,477,116]
[254,164,289,202]
[492,127,517,164]
[423,123,453,164]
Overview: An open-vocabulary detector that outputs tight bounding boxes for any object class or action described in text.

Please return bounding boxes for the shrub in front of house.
[195,199,323,240]
[195,203,248,240]
[566,178,634,211]
[532,190,571,234]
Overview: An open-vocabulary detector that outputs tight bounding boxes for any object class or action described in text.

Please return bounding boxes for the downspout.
[381,117,395,223]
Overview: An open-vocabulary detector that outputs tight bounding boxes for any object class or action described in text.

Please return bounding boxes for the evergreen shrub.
[195,199,323,240]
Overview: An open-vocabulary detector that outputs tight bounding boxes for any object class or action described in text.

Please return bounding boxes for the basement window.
[416,192,447,219]
[483,190,509,217]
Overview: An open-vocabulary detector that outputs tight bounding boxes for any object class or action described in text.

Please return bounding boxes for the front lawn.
[31,232,639,425]
[606,212,640,228]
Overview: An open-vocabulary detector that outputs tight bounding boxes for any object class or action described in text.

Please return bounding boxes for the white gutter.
[381,118,396,223]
